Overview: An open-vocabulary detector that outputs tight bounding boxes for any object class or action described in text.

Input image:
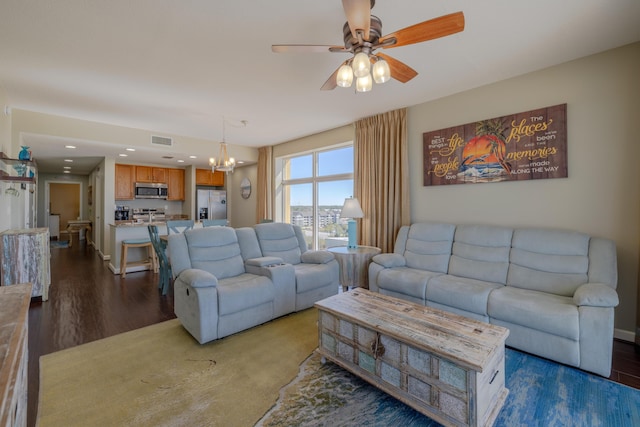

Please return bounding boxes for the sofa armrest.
[176,268,218,288]
[371,253,406,268]
[301,250,334,264]
[246,256,284,267]
[573,283,619,307]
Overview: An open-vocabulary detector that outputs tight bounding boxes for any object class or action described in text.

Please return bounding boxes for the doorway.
[48,182,81,239]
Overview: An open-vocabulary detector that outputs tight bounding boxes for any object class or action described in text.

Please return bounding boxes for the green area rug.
[257,349,640,427]
[38,309,318,426]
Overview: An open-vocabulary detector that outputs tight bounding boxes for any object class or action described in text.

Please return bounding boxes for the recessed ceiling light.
[64,159,73,162]
[237,160,245,164]
[65,145,76,149]
[63,166,71,170]
[63,170,71,174]
[126,148,136,152]
[119,154,128,157]
[177,159,185,163]
[189,155,197,159]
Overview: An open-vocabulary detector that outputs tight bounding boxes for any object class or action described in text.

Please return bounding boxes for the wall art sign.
[423,103,567,186]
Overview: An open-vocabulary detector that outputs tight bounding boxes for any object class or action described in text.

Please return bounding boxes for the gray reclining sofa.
[368,222,618,377]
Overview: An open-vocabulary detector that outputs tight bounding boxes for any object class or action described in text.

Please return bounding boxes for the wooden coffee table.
[315,289,509,427]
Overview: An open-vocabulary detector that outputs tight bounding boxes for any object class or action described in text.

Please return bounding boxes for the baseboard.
[614,328,635,343]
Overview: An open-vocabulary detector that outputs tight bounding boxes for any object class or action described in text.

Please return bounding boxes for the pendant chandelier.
[209,117,246,174]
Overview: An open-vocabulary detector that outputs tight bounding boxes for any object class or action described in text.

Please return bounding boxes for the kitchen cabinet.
[115,164,135,200]
[167,168,185,201]
[196,168,224,186]
[135,166,166,183]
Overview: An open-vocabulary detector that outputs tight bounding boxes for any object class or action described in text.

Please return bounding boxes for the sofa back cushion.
[254,222,304,265]
[507,228,589,296]
[449,225,513,284]
[398,223,455,273]
[184,227,246,279]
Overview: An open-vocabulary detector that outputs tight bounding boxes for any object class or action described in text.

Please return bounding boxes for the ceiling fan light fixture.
[352,52,370,78]
[356,74,372,92]
[372,57,390,84]
[336,64,354,87]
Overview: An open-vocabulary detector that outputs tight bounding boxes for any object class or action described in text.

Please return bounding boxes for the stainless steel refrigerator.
[196,189,227,221]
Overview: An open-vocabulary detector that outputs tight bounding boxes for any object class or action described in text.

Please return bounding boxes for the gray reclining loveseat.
[168,223,339,344]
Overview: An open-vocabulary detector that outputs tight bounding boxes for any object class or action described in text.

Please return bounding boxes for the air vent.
[151,135,173,147]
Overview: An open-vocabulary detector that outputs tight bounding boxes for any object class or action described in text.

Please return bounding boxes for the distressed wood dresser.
[0,283,31,427]
[315,289,509,427]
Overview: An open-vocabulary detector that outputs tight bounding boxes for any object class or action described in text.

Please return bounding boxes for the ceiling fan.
[272,0,465,92]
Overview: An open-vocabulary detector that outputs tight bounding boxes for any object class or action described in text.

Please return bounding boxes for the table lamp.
[340,197,364,249]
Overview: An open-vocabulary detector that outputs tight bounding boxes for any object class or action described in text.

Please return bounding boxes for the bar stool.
[120,238,157,278]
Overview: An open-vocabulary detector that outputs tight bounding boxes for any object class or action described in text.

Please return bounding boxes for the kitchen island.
[108,221,203,275]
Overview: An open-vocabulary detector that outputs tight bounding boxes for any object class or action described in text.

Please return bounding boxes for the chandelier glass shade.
[336,53,391,93]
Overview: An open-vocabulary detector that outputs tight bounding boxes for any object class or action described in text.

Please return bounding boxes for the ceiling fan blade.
[342,0,371,40]
[321,62,348,91]
[376,53,417,83]
[379,11,465,49]
[272,45,346,54]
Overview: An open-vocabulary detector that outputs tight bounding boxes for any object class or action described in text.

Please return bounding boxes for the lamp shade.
[356,74,372,92]
[336,64,354,88]
[372,58,391,84]
[352,52,371,78]
[341,198,364,219]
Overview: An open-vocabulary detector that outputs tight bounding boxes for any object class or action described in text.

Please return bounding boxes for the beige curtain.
[256,146,273,223]
[355,108,410,252]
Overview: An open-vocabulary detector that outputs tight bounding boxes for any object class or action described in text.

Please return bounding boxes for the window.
[276,144,354,249]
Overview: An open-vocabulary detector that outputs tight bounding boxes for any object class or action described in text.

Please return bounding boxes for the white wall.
[228,164,258,228]
[407,42,640,334]
[0,85,12,232]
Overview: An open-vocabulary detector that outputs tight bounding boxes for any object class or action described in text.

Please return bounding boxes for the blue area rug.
[257,349,640,427]
[50,240,69,249]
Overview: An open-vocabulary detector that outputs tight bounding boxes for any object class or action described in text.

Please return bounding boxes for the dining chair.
[166,219,195,234]
[148,225,171,295]
[202,219,227,227]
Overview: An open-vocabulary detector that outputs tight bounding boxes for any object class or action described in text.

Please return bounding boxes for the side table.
[327,245,381,291]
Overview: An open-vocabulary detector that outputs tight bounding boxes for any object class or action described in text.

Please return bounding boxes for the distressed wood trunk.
[315,289,509,427]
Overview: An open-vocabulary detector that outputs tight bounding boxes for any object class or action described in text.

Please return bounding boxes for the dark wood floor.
[26,240,640,426]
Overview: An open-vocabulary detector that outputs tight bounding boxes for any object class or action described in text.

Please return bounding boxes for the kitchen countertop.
[111,220,168,228]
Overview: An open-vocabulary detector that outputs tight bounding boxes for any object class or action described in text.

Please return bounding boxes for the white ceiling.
[1,0,639,174]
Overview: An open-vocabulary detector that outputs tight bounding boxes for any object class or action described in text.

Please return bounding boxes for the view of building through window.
[276,144,354,249]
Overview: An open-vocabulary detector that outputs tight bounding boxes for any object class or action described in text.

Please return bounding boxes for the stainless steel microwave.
[135,182,168,199]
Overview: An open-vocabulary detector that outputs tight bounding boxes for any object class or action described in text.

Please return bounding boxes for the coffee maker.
[115,205,130,220]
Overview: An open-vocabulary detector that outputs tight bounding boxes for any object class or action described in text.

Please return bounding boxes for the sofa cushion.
[402,222,455,272]
[449,225,512,284]
[427,275,503,316]
[216,273,274,316]
[185,227,245,279]
[377,267,442,301]
[507,228,590,296]
[488,286,579,340]
[254,223,303,265]
[294,263,336,293]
